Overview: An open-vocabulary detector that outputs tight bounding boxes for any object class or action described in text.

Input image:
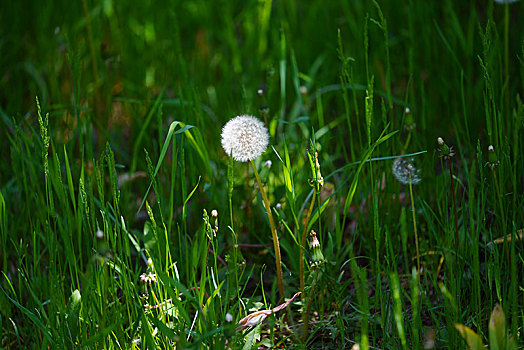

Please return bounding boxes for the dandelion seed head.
[392,157,421,185]
[221,115,269,162]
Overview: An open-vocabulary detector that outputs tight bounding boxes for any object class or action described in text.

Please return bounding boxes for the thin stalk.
[227,156,240,311]
[81,0,102,132]
[251,160,285,300]
[300,190,316,295]
[408,180,420,273]
[302,269,319,342]
[491,168,506,236]
[448,161,459,254]
[504,3,510,112]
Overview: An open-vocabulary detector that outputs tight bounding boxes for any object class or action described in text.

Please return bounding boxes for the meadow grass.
[1,0,523,348]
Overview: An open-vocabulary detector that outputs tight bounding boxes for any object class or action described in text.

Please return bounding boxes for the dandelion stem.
[300,190,316,295]
[408,180,420,273]
[302,269,319,342]
[251,159,285,300]
[448,160,459,255]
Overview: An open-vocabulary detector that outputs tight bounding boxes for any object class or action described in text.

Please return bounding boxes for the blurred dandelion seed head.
[221,115,269,162]
[392,157,421,185]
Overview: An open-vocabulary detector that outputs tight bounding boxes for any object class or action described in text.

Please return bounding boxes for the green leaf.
[65,289,82,342]
[342,128,398,216]
[1,287,54,345]
[149,316,177,340]
[132,90,165,172]
[454,323,484,350]
[137,121,195,214]
[79,324,116,348]
[141,310,157,349]
[242,323,262,350]
[203,280,224,313]
[307,195,332,232]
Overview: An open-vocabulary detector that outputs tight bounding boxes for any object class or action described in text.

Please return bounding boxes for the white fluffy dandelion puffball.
[392,157,421,185]
[221,115,269,162]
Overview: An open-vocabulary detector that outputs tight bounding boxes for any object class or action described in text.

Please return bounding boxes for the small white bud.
[437,137,444,146]
[211,209,218,217]
[299,86,308,95]
[147,258,153,266]
[225,313,233,322]
[257,89,264,96]
[275,203,282,210]
[96,229,104,240]
[405,107,411,114]
[264,160,272,168]
[488,145,494,152]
